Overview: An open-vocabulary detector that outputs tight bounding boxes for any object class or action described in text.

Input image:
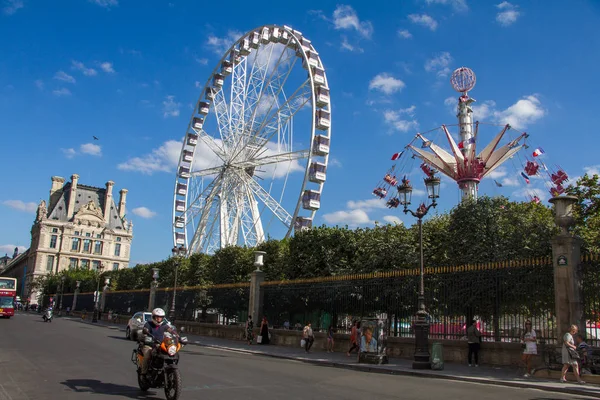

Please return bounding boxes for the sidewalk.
[66,316,600,398]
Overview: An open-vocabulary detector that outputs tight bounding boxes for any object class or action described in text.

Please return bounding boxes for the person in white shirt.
[303,322,314,353]
[521,320,537,377]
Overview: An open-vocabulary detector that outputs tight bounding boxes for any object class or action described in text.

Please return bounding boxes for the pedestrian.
[575,334,592,375]
[521,320,537,377]
[303,321,314,353]
[327,325,335,352]
[246,315,254,345]
[467,319,481,367]
[283,320,290,330]
[360,326,378,353]
[347,320,359,356]
[259,316,270,345]
[560,324,585,384]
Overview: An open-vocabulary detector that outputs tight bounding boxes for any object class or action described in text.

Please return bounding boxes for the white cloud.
[512,187,547,201]
[80,143,102,156]
[501,177,520,187]
[383,215,403,225]
[369,73,405,95]
[162,95,181,118]
[53,88,72,97]
[347,198,387,211]
[425,0,468,12]
[54,71,76,84]
[584,165,600,177]
[408,14,438,31]
[0,244,27,255]
[195,81,202,88]
[472,100,496,120]
[444,96,456,107]
[424,52,452,77]
[487,167,507,179]
[383,106,418,133]
[259,142,305,179]
[494,95,544,129]
[195,57,208,65]
[62,148,76,158]
[340,36,363,53]
[206,30,243,55]
[100,62,115,73]
[496,2,520,26]
[332,4,373,39]
[2,200,37,213]
[2,0,23,15]
[89,0,118,8]
[132,207,157,219]
[71,60,97,76]
[323,209,371,225]
[329,158,342,167]
[34,80,44,90]
[118,140,182,175]
[398,29,412,39]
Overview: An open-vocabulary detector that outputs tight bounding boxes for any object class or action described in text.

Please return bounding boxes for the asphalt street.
[0,313,597,400]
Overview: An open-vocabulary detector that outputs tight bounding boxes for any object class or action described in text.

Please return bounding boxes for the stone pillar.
[100,286,109,313]
[66,174,79,219]
[72,287,80,311]
[49,176,65,210]
[118,189,128,219]
[104,181,115,223]
[549,195,584,338]
[248,270,265,323]
[148,282,157,312]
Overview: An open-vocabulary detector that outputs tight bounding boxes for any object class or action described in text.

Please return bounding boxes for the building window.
[96,234,101,238]
[52,228,58,233]
[46,255,54,272]
[92,260,100,271]
[71,237,80,251]
[81,259,90,270]
[74,231,80,236]
[83,239,91,253]
[50,235,57,249]
[113,263,119,271]
[69,258,78,269]
[114,243,121,257]
[116,237,122,242]
[85,232,91,237]
[94,241,102,254]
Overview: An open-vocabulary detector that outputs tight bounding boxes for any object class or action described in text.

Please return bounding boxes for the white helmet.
[152,308,166,324]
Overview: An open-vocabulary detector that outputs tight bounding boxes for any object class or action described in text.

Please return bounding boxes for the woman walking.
[467,319,481,367]
[521,320,537,377]
[560,324,585,384]
[260,316,270,345]
[347,321,359,356]
[327,325,335,352]
[303,321,315,353]
[246,315,254,345]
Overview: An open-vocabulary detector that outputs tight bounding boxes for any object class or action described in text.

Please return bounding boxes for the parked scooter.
[42,308,53,322]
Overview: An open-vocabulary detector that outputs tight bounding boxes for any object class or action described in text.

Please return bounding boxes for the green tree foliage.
[567,173,600,252]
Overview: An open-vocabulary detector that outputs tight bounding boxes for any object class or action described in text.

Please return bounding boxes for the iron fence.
[582,254,600,347]
[262,258,556,342]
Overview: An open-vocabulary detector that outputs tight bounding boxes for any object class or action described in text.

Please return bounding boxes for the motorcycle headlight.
[167,345,177,356]
[144,336,153,344]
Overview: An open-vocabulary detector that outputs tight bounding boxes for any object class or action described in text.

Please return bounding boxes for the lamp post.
[58,276,66,317]
[72,280,81,312]
[148,268,159,312]
[169,245,187,322]
[92,263,105,323]
[397,173,441,369]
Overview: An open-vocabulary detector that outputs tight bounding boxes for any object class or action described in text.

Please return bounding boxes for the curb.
[66,318,599,397]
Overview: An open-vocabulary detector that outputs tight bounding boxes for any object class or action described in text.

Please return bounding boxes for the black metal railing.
[582,254,600,347]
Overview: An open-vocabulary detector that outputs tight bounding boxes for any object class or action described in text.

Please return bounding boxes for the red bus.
[0,277,17,318]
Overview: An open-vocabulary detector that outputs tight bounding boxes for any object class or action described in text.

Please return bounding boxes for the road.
[0,313,596,400]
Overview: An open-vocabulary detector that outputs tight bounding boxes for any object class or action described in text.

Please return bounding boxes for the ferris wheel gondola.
[173,25,332,254]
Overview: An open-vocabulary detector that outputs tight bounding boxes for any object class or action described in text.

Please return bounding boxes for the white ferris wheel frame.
[172,24,331,255]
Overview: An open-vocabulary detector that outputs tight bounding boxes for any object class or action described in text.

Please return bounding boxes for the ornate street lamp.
[92,263,105,323]
[152,268,160,282]
[254,251,266,272]
[58,276,66,317]
[398,173,441,369]
[169,245,187,321]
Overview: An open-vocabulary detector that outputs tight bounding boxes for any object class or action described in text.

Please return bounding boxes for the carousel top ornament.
[450,67,476,94]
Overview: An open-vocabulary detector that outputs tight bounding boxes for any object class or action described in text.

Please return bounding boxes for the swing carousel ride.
[373,67,569,208]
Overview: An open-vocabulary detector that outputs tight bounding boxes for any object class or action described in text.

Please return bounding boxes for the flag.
[521,172,530,184]
[391,152,403,161]
[532,147,545,157]
[494,180,503,188]
[458,137,475,149]
[421,140,431,148]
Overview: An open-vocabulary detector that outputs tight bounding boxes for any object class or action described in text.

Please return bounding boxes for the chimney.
[49,176,65,210]
[12,247,18,259]
[66,174,79,219]
[118,189,128,219]
[104,181,115,223]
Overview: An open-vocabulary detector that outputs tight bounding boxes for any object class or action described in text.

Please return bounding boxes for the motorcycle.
[131,325,188,400]
[42,309,53,322]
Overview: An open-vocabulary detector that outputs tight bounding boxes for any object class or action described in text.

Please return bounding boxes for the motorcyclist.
[140,308,170,379]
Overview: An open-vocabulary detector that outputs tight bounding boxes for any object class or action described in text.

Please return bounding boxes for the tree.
[567,173,600,252]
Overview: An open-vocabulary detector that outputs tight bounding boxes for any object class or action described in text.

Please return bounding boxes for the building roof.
[46,182,127,231]
[1,249,29,275]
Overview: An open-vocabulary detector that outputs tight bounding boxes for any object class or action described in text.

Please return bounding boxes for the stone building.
[3,174,133,304]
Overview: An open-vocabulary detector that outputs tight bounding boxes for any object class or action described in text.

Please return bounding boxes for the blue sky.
[1,0,599,264]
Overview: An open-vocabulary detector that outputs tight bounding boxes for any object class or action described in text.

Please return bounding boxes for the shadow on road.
[107,335,130,341]
[60,379,162,399]
[183,351,229,358]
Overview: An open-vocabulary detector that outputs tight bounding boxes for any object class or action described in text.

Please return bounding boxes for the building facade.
[3,174,133,304]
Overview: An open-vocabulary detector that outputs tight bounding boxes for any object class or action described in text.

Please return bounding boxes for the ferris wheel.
[172,25,331,255]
